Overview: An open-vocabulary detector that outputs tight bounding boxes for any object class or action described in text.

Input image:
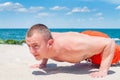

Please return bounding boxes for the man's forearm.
[99,39,115,72]
[41,58,48,65]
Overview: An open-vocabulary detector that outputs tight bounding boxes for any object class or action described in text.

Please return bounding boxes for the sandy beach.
[0,44,120,80]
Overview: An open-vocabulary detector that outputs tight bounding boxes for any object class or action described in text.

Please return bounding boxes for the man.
[26,24,120,78]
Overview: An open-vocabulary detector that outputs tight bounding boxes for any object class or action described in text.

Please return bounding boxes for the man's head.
[26,24,53,42]
[26,24,54,60]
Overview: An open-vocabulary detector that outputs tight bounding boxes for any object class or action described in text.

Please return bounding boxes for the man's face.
[26,32,49,60]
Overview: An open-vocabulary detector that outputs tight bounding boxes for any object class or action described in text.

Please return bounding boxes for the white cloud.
[95,12,104,20]
[95,12,103,16]
[0,2,44,13]
[72,7,90,12]
[66,6,90,15]
[37,12,50,18]
[116,5,120,10]
[50,6,68,11]
[15,7,27,12]
[0,2,23,11]
[102,0,120,4]
[29,6,44,12]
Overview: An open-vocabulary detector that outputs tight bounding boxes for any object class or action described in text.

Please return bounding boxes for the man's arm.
[39,58,48,68]
[90,39,115,78]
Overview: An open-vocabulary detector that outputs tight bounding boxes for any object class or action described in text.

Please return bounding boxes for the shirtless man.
[26,24,116,78]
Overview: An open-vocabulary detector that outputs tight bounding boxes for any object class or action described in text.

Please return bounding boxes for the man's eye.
[33,45,39,49]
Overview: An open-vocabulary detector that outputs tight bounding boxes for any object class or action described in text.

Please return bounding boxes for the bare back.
[51,32,110,63]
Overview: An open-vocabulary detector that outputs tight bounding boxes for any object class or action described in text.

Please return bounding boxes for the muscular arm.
[90,39,115,78]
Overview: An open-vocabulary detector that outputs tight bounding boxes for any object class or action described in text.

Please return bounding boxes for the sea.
[0,28,120,44]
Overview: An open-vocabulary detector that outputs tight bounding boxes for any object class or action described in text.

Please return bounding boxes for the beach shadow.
[111,62,120,67]
[32,62,115,76]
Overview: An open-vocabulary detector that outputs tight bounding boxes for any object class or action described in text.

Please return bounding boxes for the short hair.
[26,24,53,41]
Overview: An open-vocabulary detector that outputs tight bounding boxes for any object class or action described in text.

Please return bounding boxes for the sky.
[0,0,120,28]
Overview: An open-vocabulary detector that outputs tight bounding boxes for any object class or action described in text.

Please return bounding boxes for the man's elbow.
[104,38,115,52]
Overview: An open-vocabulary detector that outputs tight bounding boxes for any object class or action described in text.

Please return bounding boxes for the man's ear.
[47,39,54,47]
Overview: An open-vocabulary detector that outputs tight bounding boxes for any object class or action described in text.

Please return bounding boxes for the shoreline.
[0,38,120,45]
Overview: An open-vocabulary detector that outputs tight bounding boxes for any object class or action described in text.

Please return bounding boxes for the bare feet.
[30,64,47,69]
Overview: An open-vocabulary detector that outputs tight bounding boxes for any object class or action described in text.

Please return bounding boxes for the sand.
[0,44,120,80]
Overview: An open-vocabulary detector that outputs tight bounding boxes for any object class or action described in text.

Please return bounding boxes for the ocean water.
[0,29,27,40]
[0,28,120,40]
[50,28,120,38]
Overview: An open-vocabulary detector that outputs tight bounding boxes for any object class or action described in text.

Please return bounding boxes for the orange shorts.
[81,30,120,65]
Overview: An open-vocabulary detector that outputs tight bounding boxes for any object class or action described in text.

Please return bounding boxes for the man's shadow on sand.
[32,62,118,76]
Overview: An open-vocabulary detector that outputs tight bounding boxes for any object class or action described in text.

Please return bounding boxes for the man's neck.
[49,39,60,58]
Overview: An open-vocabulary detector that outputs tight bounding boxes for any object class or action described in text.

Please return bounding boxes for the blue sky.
[0,0,120,28]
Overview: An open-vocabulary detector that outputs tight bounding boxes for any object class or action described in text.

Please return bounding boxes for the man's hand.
[90,70,107,78]
[30,58,48,69]
[30,63,47,68]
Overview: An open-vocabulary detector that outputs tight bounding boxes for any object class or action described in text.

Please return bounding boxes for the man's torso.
[51,32,108,63]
